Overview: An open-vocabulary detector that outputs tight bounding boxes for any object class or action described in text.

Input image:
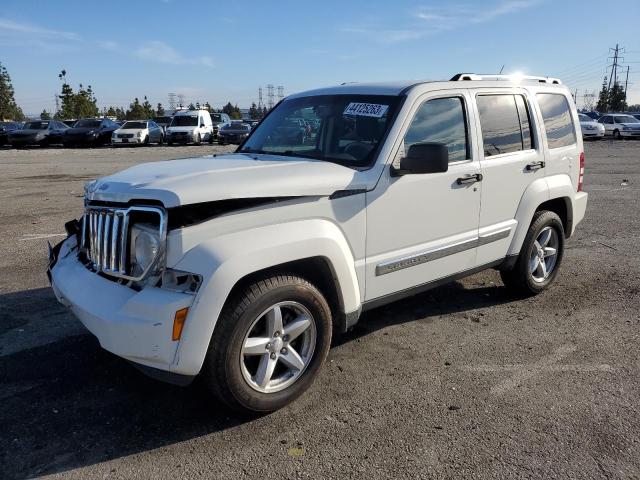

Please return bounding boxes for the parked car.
[578,113,604,139]
[217,123,251,145]
[597,113,640,139]
[627,112,640,121]
[63,118,120,147]
[582,111,601,120]
[153,116,173,133]
[8,120,69,147]
[112,120,164,146]
[49,73,587,413]
[0,121,22,146]
[210,112,231,139]
[165,110,214,145]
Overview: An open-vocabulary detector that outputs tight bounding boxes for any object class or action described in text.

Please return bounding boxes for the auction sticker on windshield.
[343,102,389,118]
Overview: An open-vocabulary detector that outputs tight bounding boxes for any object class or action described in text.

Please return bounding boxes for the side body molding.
[508,174,574,256]
[169,219,361,376]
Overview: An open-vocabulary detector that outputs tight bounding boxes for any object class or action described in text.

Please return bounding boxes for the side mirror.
[391,142,449,176]
[200,123,205,128]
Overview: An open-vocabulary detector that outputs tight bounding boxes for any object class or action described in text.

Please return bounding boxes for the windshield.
[239,94,401,167]
[210,113,223,123]
[615,115,639,123]
[154,116,172,124]
[23,121,50,130]
[122,121,147,129]
[224,124,249,131]
[75,119,101,128]
[578,114,591,122]
[171,116,198,127]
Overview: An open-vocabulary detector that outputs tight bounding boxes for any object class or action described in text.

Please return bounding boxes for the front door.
[365,91,482,302]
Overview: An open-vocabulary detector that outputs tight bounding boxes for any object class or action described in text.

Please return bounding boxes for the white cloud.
[0,17,79,50]
[343,0,541,44]
[99,40,119,51]
[134,40,214,67]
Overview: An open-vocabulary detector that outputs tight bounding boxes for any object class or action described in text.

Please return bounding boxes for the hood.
[86,153,363,207]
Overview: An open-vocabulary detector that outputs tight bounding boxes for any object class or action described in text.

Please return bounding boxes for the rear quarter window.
[536,93,576,149]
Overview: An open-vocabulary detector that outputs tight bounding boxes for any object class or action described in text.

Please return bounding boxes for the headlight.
[622,126,630,131]
[131,224,160,276]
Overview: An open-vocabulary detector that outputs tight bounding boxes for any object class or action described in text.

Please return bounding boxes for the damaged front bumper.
[48,229,197,385]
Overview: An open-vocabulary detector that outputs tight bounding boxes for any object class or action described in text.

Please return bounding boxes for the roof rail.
[450,73,562,85]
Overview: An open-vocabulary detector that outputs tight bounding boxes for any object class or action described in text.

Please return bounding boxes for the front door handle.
[456,173,483,185]
[526,161,545,171]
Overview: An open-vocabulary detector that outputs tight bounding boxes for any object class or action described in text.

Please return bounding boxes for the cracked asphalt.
[0,141,639,479]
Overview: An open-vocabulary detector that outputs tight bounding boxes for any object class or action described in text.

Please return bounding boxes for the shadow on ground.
[0,280,515,479]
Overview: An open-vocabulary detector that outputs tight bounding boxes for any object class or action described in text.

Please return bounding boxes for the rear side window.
[404,97,469,162]
[536,93,576,149]
[477,94,532,156]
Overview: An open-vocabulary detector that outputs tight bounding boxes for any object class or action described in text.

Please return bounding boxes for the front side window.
[477,94,527,156]
[239,94,401,168]
[75,119,101,128]
[537,93,576,149]
[614,115,639,124]
[404,97,469,162]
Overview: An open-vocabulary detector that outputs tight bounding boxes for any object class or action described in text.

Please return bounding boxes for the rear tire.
[203,274,332,413]
[500,211,565,296]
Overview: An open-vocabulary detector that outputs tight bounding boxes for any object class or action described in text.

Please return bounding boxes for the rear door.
[536,91,580,190]
[471,89,544,265]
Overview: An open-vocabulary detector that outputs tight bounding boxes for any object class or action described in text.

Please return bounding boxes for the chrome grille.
[81,205,166,281]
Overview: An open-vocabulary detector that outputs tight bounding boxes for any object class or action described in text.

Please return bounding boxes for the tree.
[222,101,242,119]
[628,104,640,112]
[54,70,99,120]
[106,106,117,118]
[595,78,609,112]
[126,97,146,119]
[40,109,52,120]
[142,96,155,118]
[609,82,626,112]
[248,102,260,119]
[156,103,165,116]
[0,61,25,120]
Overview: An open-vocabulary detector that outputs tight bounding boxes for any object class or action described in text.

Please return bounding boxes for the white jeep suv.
[49,74,588,412]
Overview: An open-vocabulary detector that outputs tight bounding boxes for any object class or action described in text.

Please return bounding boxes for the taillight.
[577,152,585,192]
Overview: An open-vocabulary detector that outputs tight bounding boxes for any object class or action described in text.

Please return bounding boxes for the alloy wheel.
[529,226,559,283]
[240,301,316,393]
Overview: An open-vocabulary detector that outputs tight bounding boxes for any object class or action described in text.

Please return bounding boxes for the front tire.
[500,211,565,296]
[203,274,332,413]
[195,132,202,145]
[613,129,622,140]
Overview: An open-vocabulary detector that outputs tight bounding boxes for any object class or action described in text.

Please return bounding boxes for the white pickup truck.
[49,74,588,412]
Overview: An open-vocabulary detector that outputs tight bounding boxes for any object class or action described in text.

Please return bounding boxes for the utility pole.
[258,87,263,110]
[177,94,186,109]
[54,93,59,115]
[168,93,176,111]
[624,65,630,109]
[277,85,284,102]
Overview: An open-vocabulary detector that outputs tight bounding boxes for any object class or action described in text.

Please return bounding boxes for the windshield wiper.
[239,148,269,154]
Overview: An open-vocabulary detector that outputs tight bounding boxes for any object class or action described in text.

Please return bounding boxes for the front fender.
[169,219,360,376]
[508,174,575,256]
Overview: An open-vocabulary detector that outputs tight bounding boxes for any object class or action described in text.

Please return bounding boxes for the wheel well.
[223,256,344,326]
[536,197,572,237]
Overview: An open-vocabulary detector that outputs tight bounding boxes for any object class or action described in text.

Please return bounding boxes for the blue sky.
[1,0,639,115]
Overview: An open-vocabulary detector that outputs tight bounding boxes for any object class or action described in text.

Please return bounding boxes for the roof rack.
[450,73,562,85]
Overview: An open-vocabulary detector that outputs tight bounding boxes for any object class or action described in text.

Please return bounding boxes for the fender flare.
[169,219,361,376]
[508,174,574,256]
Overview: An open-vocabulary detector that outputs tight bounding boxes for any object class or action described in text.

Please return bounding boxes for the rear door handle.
[526,161,545,171]
[456,173,483,185]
